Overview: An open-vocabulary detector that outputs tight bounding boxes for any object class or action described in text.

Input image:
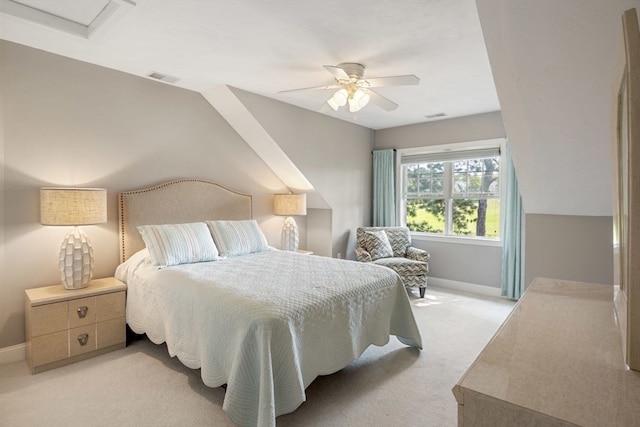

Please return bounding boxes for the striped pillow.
[206,220,268,257]
[137,222,219,269]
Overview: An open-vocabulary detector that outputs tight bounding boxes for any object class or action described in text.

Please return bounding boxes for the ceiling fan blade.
[278,84,340,94]
[368,89,399,111]
[323,65,350,81]
[362,74,420,88]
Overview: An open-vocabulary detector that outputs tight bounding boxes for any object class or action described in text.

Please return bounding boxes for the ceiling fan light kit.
[327,88,348,110]
[347,89,370,112]
[279,62,419,113]
[327,86,370,112]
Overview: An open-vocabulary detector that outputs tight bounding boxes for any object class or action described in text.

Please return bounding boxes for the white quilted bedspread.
[116,249,422,426]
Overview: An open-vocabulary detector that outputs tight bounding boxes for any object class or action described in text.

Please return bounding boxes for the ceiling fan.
[279,62,420,113]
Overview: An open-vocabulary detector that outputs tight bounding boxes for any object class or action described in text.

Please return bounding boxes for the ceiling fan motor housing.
[337,62,365,81]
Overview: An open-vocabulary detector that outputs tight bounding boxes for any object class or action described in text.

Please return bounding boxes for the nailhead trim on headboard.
[118,179,253,263]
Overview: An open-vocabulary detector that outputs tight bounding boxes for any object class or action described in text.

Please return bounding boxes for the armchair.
[355,226,430,298]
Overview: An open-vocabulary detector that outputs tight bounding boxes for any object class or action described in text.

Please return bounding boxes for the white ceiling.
[0,0,500,130]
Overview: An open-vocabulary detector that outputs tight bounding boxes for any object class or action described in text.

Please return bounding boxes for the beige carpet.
[0,286,514,427]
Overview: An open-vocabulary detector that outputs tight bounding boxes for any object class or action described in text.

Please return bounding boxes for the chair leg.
[419,287,426,298]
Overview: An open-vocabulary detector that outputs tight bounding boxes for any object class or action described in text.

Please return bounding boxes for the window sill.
[411,233,503,247]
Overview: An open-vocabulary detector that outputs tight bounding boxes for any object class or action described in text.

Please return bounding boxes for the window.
[400,145,502,239]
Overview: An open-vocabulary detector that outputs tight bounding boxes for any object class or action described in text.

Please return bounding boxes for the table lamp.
[40,187,107,289]
[273,193,306,251]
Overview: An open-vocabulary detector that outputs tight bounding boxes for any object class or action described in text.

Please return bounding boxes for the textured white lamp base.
[281,216,299,252]
[59,227,94,290]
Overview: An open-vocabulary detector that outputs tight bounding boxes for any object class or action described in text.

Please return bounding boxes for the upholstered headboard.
[118,179,252,262]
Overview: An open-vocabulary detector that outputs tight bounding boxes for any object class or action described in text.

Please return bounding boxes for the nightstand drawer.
[69,325,97,357]
[96,291,125,322]
[31,330,68,366]
[25,277,127,374]
[68,296,96,328]
[31,302,67,336]
[97,317,125,349]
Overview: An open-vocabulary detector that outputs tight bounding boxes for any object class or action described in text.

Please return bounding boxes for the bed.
[114,179,422,426]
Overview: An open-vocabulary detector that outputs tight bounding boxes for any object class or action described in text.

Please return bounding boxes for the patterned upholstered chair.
[355,227,430,298]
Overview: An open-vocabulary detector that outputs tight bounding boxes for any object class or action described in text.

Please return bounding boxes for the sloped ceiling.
[0,0,499,130]
[477,0,640,216]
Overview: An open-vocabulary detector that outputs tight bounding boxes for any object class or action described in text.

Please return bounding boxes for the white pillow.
[363,229,394,261]
[137,222,219,269]
[206,220,268,257]
[115,248,150,282]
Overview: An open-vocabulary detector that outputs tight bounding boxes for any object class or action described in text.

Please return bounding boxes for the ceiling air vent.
[425,112,447,119]
[146,72,180,84]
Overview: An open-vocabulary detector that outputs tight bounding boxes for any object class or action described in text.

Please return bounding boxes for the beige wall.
[1,39,616,351]
[231,88,373,259]
[0,41,372,348]
[374,111,507,150]
[374,112,507,288]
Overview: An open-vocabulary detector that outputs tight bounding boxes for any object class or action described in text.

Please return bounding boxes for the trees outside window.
[401,148,501,239]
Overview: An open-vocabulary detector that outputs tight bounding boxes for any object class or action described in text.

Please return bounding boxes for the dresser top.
[453,277,640,426]
[25,277,126,306]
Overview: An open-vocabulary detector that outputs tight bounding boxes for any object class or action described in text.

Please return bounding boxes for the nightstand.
[24,277,126,374]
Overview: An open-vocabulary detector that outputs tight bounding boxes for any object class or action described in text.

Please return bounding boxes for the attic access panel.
[0,0,135,38]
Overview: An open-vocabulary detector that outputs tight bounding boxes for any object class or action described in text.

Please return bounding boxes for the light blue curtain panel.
[372,149,397,227]
[501,143,525,299]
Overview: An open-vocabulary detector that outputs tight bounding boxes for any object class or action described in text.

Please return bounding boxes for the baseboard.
[429,277,502,298]
[0,342,27,365]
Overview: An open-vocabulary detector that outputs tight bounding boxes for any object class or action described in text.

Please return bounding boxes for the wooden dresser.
[25,277,126,374]
[453,277,640,426]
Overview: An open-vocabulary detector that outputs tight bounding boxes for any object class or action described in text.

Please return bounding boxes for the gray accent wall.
[415,238,503,289]
[375,113,615,290]
[374,112,507,289]
[0,41,372,348]
[525,214,613,288]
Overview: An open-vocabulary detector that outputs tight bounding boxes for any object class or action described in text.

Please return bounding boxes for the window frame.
[396,138,506,246]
